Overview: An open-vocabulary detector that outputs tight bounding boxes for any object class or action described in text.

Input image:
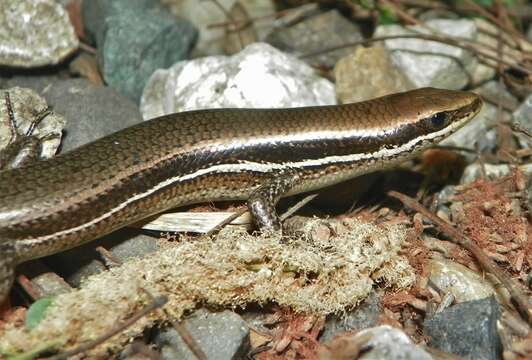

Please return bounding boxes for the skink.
[0,87,482,302]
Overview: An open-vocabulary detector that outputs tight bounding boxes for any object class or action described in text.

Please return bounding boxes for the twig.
[170,320,208,360]
[280,193,319,221]
[45,296,168,359]
[387,190,532,326]
[300,34,531,75]
[206,207,248,237]
[511,123,532,138]
[205,0,244,50]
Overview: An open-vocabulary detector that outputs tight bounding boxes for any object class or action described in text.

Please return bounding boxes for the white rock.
[0,0,79,67]
[428,258,496,303]
[140,42,336,119]
[375,19,479,89]
[358,326,433,360]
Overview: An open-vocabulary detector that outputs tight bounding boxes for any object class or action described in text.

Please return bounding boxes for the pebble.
[320,291,382,342]
[140,42,336,118]
[4,77,143,152]
[460,163,532,184]
[266,9,364,69]
[0,0,78,67]
[374,19,480,89]
[156,309,250,360]
[82,0,198,101]
[47,229,160,287]
[334,46,414,103]
[357,325,433,360]
[424,296,502,360]
[0,87,65,159]
[427,258,496,303]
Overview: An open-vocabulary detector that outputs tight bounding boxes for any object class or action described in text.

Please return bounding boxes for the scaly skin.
[0,88,483,302]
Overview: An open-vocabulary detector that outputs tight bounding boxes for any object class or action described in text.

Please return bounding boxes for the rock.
[82,0,197,101]
[4,77,143,152]
[334,46,414,104]
[141,42,336,118]
[47,229,160,287]
[427,258,496,303]
[156,309,250,360]
[512,93,532,149]
[356,325,433,360]
[375,19,480,89]
[266,9,364,69]
[320,291,382,342]
[460,163,532,184]
[424,296,502,360]
[0,87,65,159]
[161,0,275,57]
[0,0,78,67]
[442,80,519,152]
[30,272,73,297]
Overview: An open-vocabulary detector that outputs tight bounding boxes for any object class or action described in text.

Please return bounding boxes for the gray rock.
[30,272,73,297]
[156,309,250,360]
[141,42,336,119]
[512,93,532,149]
[82,0,197,101]
[320,291,382,342]
[47,229,160,286]
[424,296,502,360]
[375,19,479,90]
[5,77,143,152]
[0,87,65,159]
[357,325,433,360]
[427,258,496,303]
[266,9,364,69]
[0,0,79,67]
[334,46,414,104]
[442,80,519,152]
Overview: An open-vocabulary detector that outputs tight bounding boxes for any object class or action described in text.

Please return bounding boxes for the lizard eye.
[428,112,448,128]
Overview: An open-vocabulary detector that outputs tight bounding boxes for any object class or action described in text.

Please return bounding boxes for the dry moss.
[0,218,413,357]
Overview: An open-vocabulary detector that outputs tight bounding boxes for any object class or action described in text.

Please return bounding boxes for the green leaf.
[25,297,53,330]
[378,5,397,25]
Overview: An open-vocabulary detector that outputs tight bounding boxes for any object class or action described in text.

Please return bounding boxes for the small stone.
[460,163,532,184]
[140,42,336,118]
[357,325,433,360]
[427,258,496,303]
[5,77,143,152]
[47,229,160,287]
[0,87,65,159]
[0,0,79,67]
[334,46,414,103]
[424,296,502,360]
[266,9,364,69]
[156,309,250,360]
[375,19,479,89]
[30,272,72,297]
[512,93,532,149]
[82,0,198,101]
[320,291,382,342]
